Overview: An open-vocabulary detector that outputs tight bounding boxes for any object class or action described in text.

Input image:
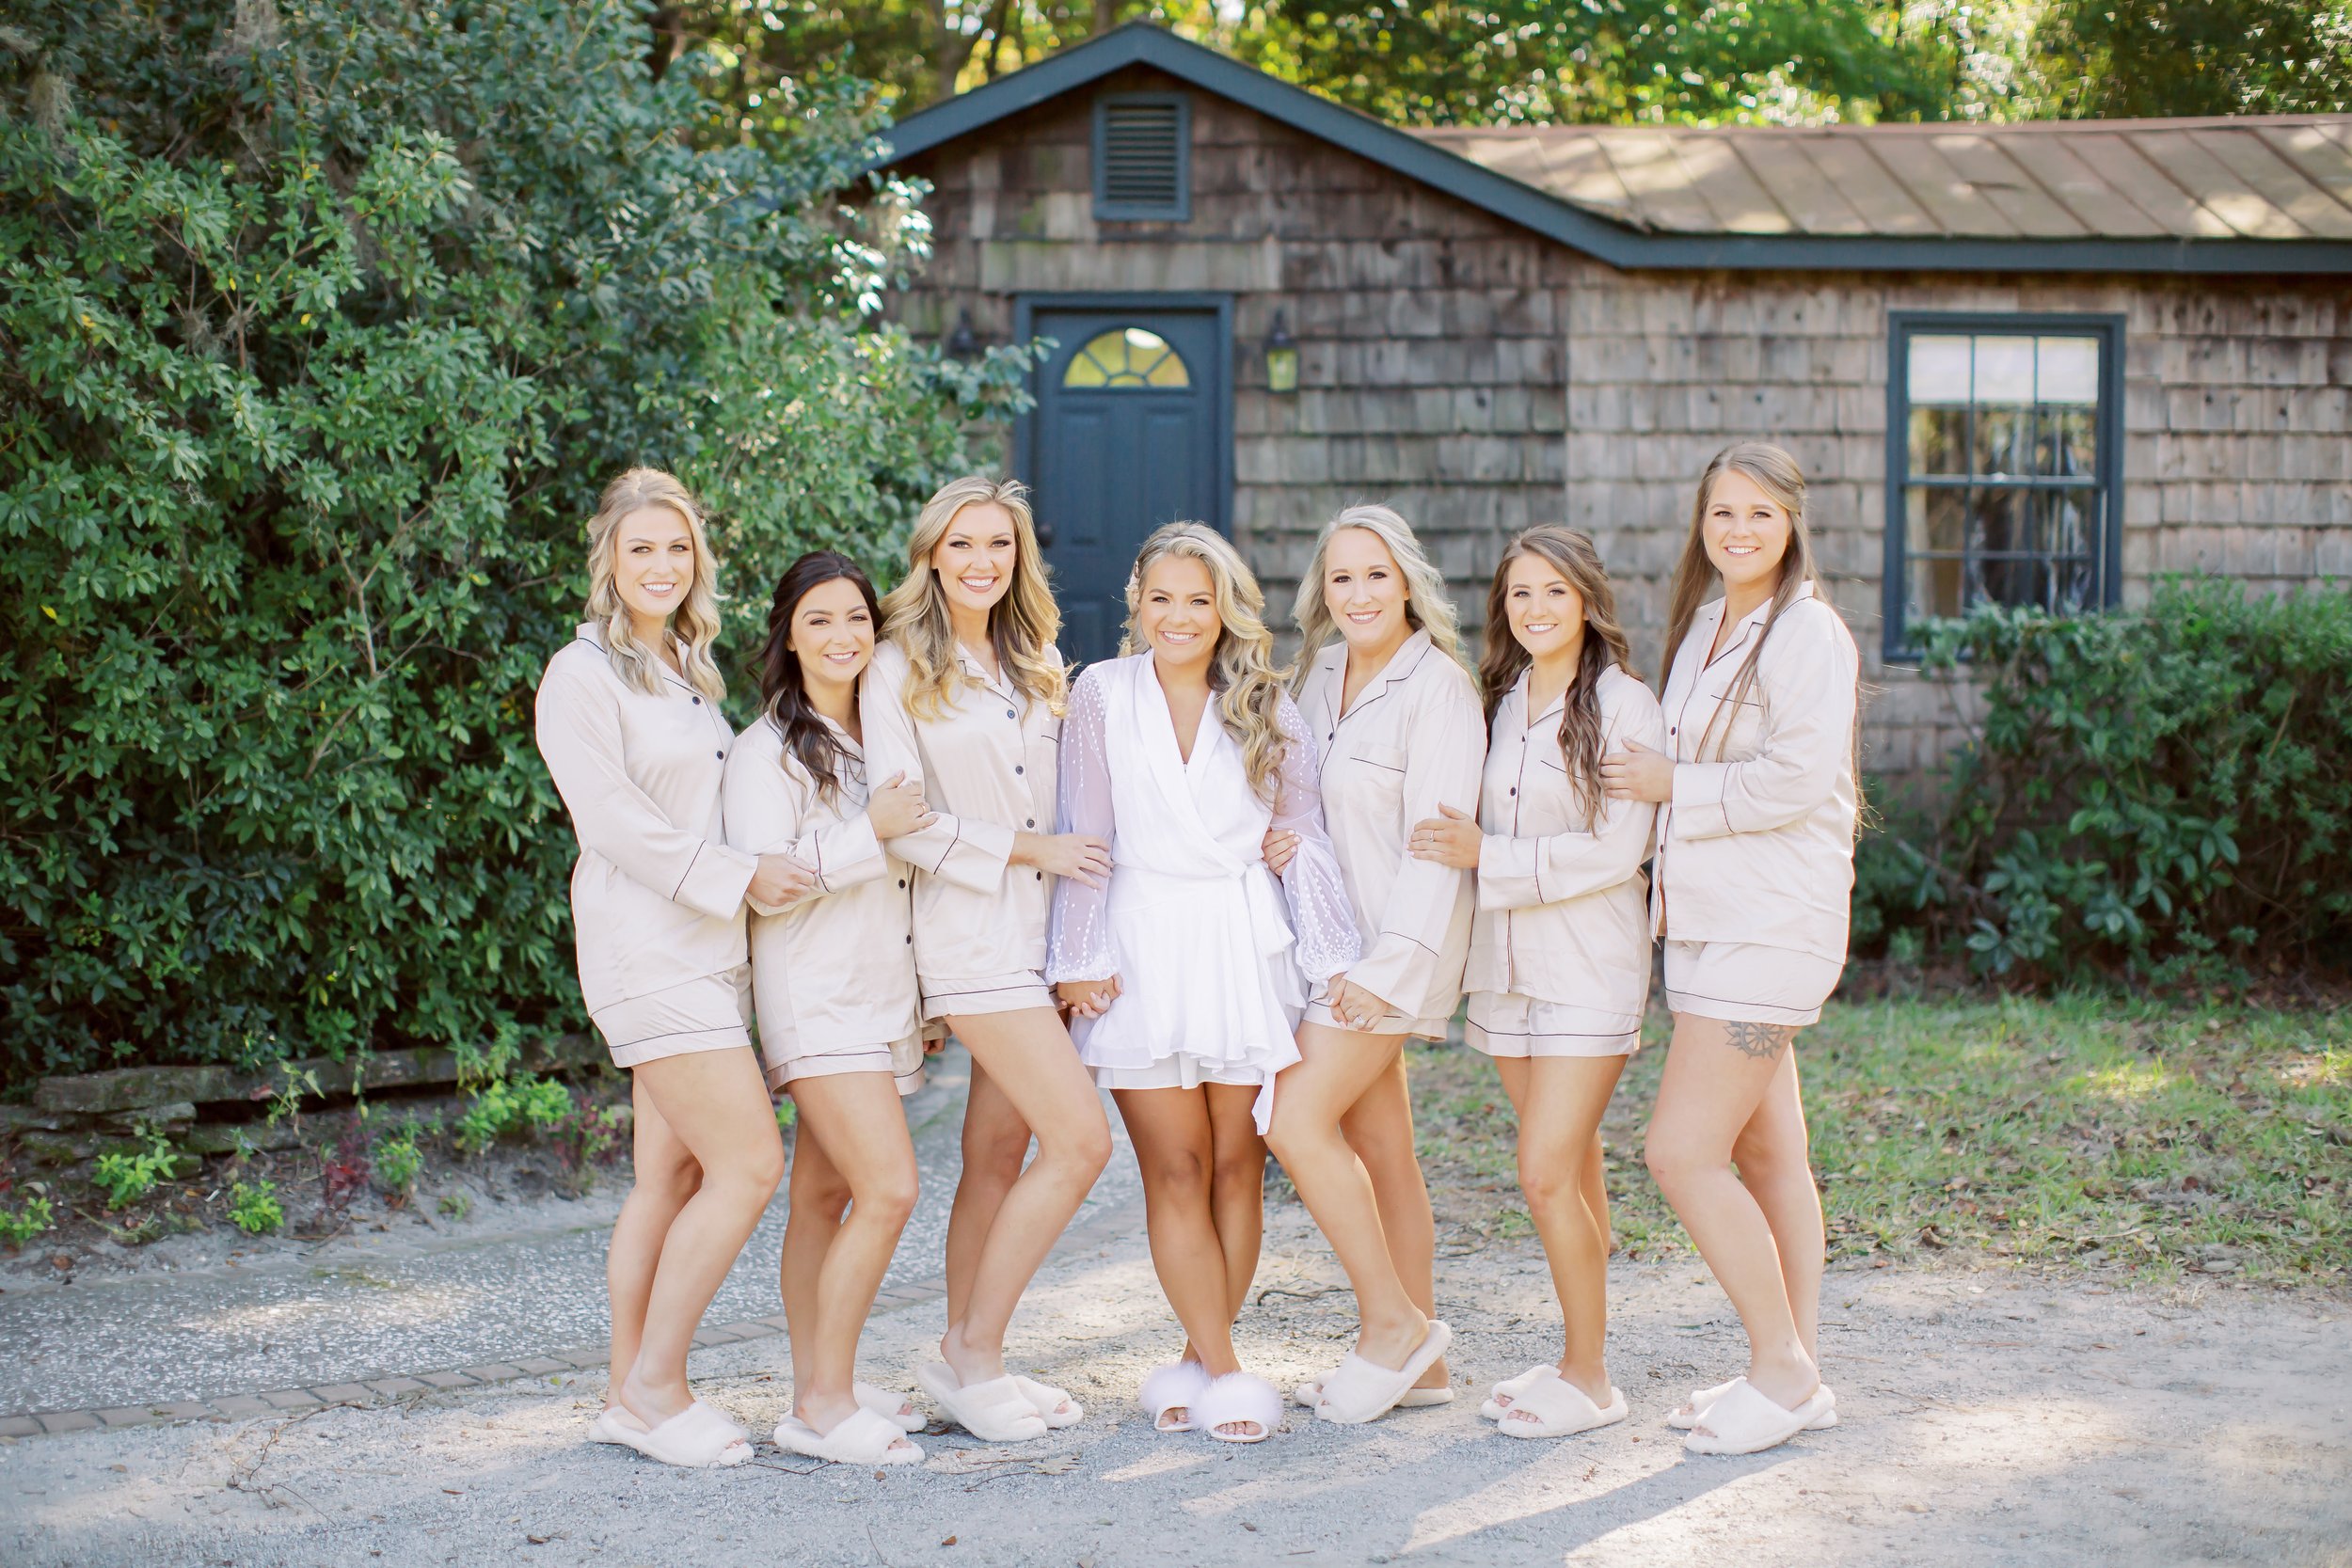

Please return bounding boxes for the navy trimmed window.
[1883,313,2125,660]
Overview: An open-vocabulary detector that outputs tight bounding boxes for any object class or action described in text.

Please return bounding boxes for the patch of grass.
[1408,993,2351,1288]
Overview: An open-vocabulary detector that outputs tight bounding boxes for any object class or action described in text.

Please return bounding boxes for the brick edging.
[0,1195,1143,1440]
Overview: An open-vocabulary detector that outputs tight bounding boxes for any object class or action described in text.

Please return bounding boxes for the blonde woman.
[860,476,1113,1442]
[1408,527,1664,1439]
[1601,441,1859,1455]
[1264,504,1483,1424]
[1049,523,1359,1444]
[534,467,811,1468]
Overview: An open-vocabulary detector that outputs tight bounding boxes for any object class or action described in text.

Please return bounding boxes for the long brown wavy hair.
[1120,522,1293,803]
[1478,527,1635,832]
[1661,441,1828,761]
[879,475,1066,721]
[755,550,881,809]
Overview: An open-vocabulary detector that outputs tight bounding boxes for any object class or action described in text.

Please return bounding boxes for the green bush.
[1861,578,2352,984]
[229,1179,284,1235]
[0,1,1032,1087]
[91,1132,184,1210]
[373,1124,424,1198]
[0,1193,55,1245]
[455,1072,573,1153]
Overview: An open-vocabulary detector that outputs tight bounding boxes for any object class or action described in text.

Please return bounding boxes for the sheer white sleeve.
[1270,695,1362,985]
[1045,667,1118,984]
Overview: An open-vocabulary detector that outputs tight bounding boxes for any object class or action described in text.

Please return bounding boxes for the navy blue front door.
[1023,304,1228,666]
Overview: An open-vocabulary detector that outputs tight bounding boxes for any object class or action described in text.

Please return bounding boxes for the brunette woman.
[1407,527,1663,1439]
[724,550,936,1465]
[1600,441,1860,1455]
[535,467,811,1468]
[1265,504,1484,1425]
[860,476,1114,1442]
[1049,523,1359,1444]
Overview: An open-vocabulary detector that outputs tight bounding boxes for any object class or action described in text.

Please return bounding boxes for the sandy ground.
[4,1197,2346,1568]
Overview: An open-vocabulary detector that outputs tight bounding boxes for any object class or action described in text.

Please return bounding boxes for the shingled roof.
[878,24,2352,274]
[1417,119,2352,242]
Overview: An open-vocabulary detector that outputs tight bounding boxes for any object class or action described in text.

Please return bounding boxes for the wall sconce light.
[946,308,979,360]
[1263,309,1298,394]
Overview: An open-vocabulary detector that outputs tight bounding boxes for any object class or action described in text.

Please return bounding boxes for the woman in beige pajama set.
[1412,526,1665,1441]
[1603,440,1861,1456]
[723,550,936,1467]
[535,468,811,1469]
[1266,505,1482,1425]
[860,476,1114,1443]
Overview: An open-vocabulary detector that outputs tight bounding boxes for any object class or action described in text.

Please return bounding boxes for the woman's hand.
[1013,832,1114,889]
[864,770,936,839]
[1262,827,1301,875]
[1057,976,1121,1019]
[1324,975,1391,1033]
[748,852,818,908]
[1407,802,1483,869]
[1600,738,1676,803]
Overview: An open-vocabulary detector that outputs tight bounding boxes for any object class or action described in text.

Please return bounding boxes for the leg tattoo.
[1722,1020,1795,1062]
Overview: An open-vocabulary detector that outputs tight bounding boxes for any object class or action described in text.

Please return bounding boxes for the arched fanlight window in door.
[1061,327,1191,389]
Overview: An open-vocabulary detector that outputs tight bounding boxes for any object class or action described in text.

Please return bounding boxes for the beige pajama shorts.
[1465,992,1642,1058]
[594,964,755,1069]
[766,1034,930,1099]
[1662,941,1844,1029]
[919,969,1056,1022]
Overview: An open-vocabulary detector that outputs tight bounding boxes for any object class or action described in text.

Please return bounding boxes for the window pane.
[1905,485,1966,558]
[1974,404,2032,477]
[1910,556,1968,621]
[1909,406,1967,475]
[2036,336,2099,404]
[2044,554,2097,613]
[1973,336,2036,404]
[2038,489,2090,560]
[2032,406,2095,478]
[1970,486,2027,557]
[1062,327,1189,389]
[1908,335,1974,405]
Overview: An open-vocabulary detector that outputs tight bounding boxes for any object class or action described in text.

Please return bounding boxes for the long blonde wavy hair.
[1119,522,1294,803]
[583,467,727,702]
[880,476,1066,721]
[1289,503,1472,685]
[1478,527,1637,832]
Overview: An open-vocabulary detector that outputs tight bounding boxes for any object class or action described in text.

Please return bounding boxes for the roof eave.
[872,24,2352,277]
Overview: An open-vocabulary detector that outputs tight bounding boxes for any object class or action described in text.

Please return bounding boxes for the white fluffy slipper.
[854,1382,925,1433]
[1670,1377,1838,1432]
[1013,1375,1085,1429]
[1295,1376,1453,1411]
[1478,1363,1556,1421]
[1681,1380,1834,1456]
[1196,1372,1283,1445]
[587,1406,647,1447]
[1315,1321,1454,1426]
[628,1400,752,1468]
[774,1408,924,1466]
[1141,1360,1212,1434]
[914,1362,1049,1443]
[1489,1369,1628,1440]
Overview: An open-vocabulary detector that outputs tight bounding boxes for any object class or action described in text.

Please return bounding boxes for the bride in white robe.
[1048,525,1357,1445]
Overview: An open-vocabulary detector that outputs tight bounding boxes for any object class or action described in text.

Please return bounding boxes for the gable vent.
[1093,94,1190,222]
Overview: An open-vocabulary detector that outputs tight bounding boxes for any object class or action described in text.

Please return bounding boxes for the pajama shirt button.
[691,696,701,705]
[1026,818,1036,827]
[715,751,724,760]
[1014,765,1024,775]
[898,879,907,888]
[1006,709,1016,720]
[1036,871,1044,881]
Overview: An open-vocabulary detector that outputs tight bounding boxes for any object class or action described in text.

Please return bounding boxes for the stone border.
[0,1196,1140,1439]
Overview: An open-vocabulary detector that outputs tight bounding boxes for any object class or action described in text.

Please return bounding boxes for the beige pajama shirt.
[723,714,927,1097]
[1295,629,1484,1037]
[534,625,755,1068]
[1653,581,1861,1025]
[860,639,1065,1020]
[1464,663,1665,1057]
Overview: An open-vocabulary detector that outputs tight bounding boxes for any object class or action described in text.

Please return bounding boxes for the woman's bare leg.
[1730,1048,1824,1363]
[1116,1088,1243,1388]
[1494,1054,1626,1410]
[605,1077,701,1410]
[785,1074,921,1441]
[1265,1024,1429,1370]
[944,1059,1029,1329]
[1643,1015,1819,1415]
[937,1008,1112,1386]
[779,1113,851,1396]
[1205,1083,1268,1323]
[615,1049,786,1427]
[1338,1053,1446,1388]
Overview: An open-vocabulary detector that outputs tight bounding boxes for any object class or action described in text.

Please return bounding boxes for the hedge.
[0,1,1031,1085]
[1856,578,2352,987]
